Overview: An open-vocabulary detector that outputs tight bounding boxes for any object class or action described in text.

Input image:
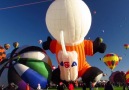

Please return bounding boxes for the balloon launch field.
[48,86,123,90]
[1,0,129,90]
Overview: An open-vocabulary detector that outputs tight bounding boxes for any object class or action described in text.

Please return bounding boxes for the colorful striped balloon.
[126,70,129,83]
[103,53,120,70]
[124,44,129,50]
[0,45,6,62]
[0,45,52,89]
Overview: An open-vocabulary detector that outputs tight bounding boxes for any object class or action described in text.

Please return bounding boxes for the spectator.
[104,81,114,90]
[68,82,74,90]
[57,82,65,90]
[89,82,94,90]
[0,85,4,90]
[82,83,86,90]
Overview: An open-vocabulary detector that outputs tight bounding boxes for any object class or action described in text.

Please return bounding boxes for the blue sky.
[0,0,129,80]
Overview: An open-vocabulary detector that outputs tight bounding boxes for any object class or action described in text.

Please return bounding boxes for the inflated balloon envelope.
[0,45,52,90]
[44,0,106,85]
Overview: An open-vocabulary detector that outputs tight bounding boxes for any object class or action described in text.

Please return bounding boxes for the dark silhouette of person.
[104,81,114,90]
[82,83,86,90]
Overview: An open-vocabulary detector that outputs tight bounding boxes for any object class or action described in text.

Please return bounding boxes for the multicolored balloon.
[13,42,19,48]
[103,53,120,70]
[125,70,129,83]
[124,44,129,50]
[4,44,10,50]
[0,46,6,62]
[0,45,52,90]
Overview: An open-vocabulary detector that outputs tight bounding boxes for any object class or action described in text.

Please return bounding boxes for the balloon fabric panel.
[49,40,93,77]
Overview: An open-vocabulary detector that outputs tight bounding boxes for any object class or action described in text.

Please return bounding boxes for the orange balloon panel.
[0,46,6,62]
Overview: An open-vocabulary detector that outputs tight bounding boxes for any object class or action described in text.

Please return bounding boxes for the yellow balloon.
[103,53,120,70]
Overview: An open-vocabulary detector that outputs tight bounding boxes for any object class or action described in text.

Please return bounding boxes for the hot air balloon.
[103,53,120,71]
[0,45,52,90]
[109,71,125,83]
[38,40,42,44]
[125,70,129,83]
[13,42,19,48]
[124,44,129,50]
[44,0,107,85]
[93,11,96,14]
[4,44,10,50]
[0,46,6,62]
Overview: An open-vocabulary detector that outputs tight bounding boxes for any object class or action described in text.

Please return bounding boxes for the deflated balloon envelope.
[0,45,52,90]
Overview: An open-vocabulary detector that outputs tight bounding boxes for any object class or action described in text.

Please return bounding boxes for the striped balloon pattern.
[103,53,120,71]
[0,45,52,90]
[126,70,129,83]
[0,45,6,62]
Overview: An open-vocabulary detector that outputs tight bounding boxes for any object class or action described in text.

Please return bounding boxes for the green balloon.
[18,58,52,81]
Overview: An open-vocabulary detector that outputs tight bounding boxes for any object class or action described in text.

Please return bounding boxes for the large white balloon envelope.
[46,0,92,44]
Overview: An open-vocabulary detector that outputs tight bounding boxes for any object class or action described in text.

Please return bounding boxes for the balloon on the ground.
[124,44,129,50]
[125,70,129,83]
[0,46,6,62]
[0,45,52,89]
[109,71,125,83]
[13,42,19,48]
[103,53,120,70]
[4,44,10,50]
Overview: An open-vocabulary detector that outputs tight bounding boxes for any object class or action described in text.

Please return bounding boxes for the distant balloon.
[4,44,10,50]
[118,56,122,62]
[103,53,120,71]
[124,44,129,50]
[38,40,42,44]
[93,11,96,14]
[13,42,19,48]
[0,46,6,62]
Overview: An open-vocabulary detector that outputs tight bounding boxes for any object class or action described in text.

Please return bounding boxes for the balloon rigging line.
[0,0,52,10]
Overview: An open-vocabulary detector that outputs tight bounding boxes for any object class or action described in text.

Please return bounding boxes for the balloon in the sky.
[0,45,52,90]
[124,44,129,50]
[4,44,10,50]
[0,46,6,62]
[125,70,129,83]
[103,53,120,71]
[38,40,42,44]
[93,11,96,14]
[13,42,19,48]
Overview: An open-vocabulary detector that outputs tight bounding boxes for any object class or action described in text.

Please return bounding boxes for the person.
[89,82,94,90]
[37,83,42,90]
[104,81,114,90]
[68,82,74,90]
[82,83,86,90]
[57,82,65,90]
[0,85,4,90]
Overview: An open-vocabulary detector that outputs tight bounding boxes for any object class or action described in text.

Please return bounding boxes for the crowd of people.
[0,81,129,90]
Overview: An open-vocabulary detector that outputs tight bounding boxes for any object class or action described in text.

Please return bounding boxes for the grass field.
[48,86,125,90]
